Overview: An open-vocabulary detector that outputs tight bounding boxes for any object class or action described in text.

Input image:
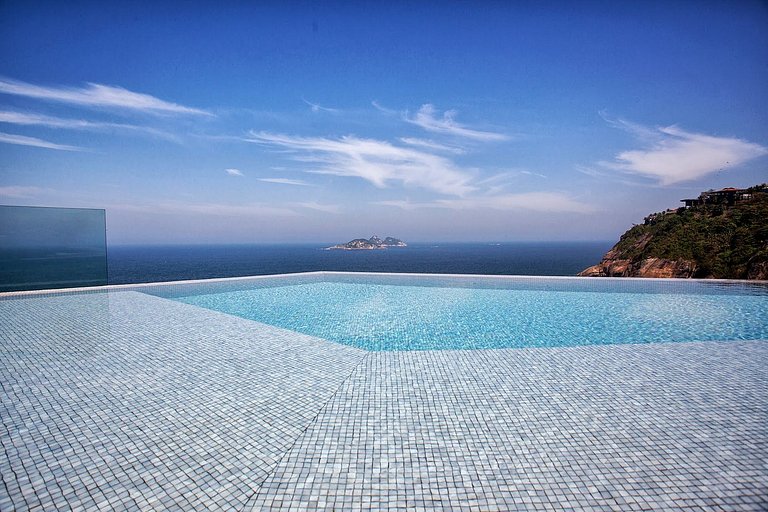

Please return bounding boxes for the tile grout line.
[239,348,373,512]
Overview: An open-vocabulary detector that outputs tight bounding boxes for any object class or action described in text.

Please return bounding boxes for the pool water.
[173,278,768,351]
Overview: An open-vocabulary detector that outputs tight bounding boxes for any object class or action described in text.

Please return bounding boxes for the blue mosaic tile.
[1,290,365,511]
[249,342,768,511]
[1,275,766,510]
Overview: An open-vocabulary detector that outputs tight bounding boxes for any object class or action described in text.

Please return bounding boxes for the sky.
[0,1,766,244]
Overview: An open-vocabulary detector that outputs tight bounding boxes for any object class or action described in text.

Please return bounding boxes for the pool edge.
[1,269,767,298]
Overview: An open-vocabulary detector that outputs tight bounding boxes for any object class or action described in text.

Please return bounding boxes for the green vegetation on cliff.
[584,184,768,279]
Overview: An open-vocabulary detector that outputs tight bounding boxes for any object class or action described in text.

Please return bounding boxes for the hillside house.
[680,187,753,208]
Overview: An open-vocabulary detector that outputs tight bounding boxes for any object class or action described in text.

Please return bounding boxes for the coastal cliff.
[579,184,768,279]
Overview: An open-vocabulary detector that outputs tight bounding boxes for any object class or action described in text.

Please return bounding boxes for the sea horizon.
[106,240,613,247]
[107,241,613,285]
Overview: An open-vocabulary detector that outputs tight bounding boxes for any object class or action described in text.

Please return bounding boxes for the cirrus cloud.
[377,191,594,214]
[0,131,83,151]
[399,137,465,154]
[246,131,477,196]
[601,117,768,185]
[0,186,50,198]
[112,200,299,218]
[258,178,311,186]
[0,77,210,116]
[302,98,340,114]
[0,110,178,141]
[405,104,509,141]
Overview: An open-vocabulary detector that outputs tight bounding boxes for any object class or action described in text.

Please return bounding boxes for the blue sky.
[0,1,766,244]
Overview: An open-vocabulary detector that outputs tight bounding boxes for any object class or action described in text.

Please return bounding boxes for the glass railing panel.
[0,205,107,292]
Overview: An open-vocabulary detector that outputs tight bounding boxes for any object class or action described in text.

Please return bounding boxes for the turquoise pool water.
[172,276,768,351]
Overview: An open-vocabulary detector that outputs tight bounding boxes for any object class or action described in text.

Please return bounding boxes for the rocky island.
[326,235,407,250]
[579,184,768,279]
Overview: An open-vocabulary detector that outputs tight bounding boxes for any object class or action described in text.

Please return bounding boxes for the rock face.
[747,260,768,280]
[579,184,768,279]
[327,235,407,250]
[579,255,699,278]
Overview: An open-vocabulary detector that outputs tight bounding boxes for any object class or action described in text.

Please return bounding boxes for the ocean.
[107,242,612,285]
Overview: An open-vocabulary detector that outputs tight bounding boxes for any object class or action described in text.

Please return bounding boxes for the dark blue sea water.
[107,242,612,285]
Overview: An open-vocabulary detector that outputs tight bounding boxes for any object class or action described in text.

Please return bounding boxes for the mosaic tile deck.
[1,279,767,511]
[1,290,366,511]
[250,343,768,511]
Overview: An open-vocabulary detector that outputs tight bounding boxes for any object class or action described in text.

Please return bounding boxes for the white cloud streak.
[519,170,547,178]
[602,117,768,185]
[113,199,342,217]
[377,192,594,214]
[405,104,509,141]
[293,201,341,213]
[0,186,48,198]
[599,111,658,140]
[0,77,210,116]
[258,178,311,186]
[246,131,476,196]
[0,110,178,141]
[246,131,592,213]
[0,131,83,151]
[399,137,465,154]
[302,98,340,113]
[112,200,299,218]
[225,168,244,176]
[371,100,398,115]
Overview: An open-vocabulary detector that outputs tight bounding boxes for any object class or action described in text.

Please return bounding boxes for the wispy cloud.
[0,131,83,151]
[225,168,244,176]
[405,104,509,141]
[246,131,476,196]
[598,111,658,140]
[293,201,341,213]
[371,100,397,115]
[302,98,340,114]
[0,185,48,198]
[112,200,298,217]
[245,130,592,214]
[519,170,547,179]
[600,116,768,185]
[377,191,594,214]
[0,77,210,116]
[399,137,465,154]
[374,200,424,211]
[119,198,340,217]
[0,110,178,141]
[575,164,658,188]
[258,177,311,186]
[438,192,594,213]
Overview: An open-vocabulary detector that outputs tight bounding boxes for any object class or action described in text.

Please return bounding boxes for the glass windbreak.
[0,206,107,292]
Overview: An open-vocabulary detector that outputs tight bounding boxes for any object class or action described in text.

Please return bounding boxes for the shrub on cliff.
[592,188,768,279]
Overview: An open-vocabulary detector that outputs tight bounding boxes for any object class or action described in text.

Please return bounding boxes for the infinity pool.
[2,272,767,510]
[171,274,768,350]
